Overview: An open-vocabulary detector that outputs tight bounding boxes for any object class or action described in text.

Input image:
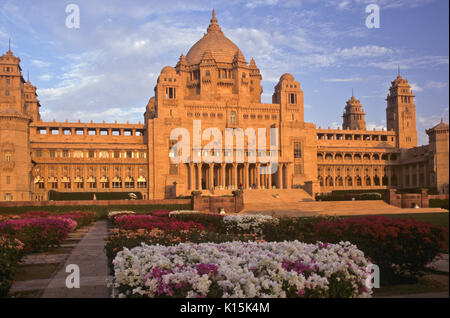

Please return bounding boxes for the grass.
[373,271,449,297]
[13,263,61,281]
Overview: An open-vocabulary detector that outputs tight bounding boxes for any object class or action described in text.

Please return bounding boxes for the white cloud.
[245,0,280,9]
[324,77,362,82]
[32,59,50,68]
[336,46,393,58]
[410,82,423,92]
[424,80,448,89]
[366,122,386,131]
[38,74,52,81]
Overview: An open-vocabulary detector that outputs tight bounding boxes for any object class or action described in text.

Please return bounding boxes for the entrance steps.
[242,189,447,215]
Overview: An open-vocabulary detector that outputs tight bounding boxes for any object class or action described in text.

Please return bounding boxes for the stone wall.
[386,189,430,208]
[192,193,244,213]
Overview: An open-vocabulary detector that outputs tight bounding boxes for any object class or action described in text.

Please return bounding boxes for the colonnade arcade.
[185,163,293,190]
[318,165,399,190]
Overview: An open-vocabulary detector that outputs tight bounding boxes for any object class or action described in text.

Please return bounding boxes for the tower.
[386,74,418,149]
[342,94,366,130]
[0,48,33,201]
[426,119,449,194]
[272,73,304,123]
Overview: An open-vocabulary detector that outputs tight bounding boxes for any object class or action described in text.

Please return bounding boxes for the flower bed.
[169,210,201,216]
[223,214,279,235]
[314,216,448,282]
[0,218,74,253]
[57,211,96,228]
[0,236,24,298]
[114,214,206,232]
[109,241,372,298]
[108,211,136,221]
[105,228,259,267]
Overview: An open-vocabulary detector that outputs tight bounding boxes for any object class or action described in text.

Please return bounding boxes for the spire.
[352,88,354,97]
[207,9,222,33]
[211,9,217,24]
[398,64,400,76]
[9,38,11,51]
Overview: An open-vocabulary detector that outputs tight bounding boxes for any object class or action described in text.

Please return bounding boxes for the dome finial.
[207,9,222,33]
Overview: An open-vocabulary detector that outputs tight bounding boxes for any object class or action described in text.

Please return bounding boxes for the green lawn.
[373,272,449,297]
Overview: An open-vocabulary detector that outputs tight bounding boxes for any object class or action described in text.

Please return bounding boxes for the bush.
[261,216,332,242]
[316,192,382,201]
[57,211,96,228]
[109,241,372,298]
[314,216,448,283]
[170,213,225,232]
[0,218,74,253]
[429,199,449,211]
[223,214,278,235]
[104,228,258,268]
[0,236,24,298]
[47,190,143,201]
[114,214,206,232]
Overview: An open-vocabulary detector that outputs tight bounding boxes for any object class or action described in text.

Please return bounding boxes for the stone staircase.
[242,189,447,216]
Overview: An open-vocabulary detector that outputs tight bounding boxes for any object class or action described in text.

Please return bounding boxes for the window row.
[317,153,398,161]
[34,180,147,190]
[37,127,145,136]
[317,133,391,141]
[33,149,147,159]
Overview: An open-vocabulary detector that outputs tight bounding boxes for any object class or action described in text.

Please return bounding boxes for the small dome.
[161,66,176,74]
[185,10,242,65]
[280,73,295,82]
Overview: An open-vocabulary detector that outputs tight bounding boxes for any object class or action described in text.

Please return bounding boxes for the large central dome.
[185,10,243,65]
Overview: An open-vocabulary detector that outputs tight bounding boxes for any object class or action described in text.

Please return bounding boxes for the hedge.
[47,190,143,201]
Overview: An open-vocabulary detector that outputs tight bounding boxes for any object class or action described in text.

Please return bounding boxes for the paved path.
[40,221,109,298]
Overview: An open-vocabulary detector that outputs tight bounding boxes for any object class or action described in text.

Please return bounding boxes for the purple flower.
[196,263,219,276]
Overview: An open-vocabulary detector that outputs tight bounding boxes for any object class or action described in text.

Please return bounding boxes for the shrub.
[0,236,24,298]
[314,216,448,283]
[223,214,278,235]
[261,216,332,242]
[170,213,225,232]
[429,199,449,211]
[114,215,206,232]
[104,228,258,268]
[109,241,372,298]
[0,218,74,253]
[108,211,135,221]
[57,211,96,228]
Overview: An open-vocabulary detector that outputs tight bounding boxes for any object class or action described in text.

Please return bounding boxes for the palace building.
[0,10,448,202]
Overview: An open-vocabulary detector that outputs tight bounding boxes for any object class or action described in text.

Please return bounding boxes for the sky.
[0,0,448,145]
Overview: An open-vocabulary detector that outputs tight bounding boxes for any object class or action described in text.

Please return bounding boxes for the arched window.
[230,111,236,124]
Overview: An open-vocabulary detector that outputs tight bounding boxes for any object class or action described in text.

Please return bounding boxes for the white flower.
[110,241,372,298]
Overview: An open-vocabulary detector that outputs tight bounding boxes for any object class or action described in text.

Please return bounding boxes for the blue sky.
[0,0,448,145]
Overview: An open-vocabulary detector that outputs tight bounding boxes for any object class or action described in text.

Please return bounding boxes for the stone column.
[277,164,282,189]
[232,163,238,189]
[286,163,293,189]
[268,169,272,189]
[221,164,225,189]
[209,163,214,189]
[255,163,260,189]
[197,163,202,190]
[244,163,249,189]
[188,163,193,190]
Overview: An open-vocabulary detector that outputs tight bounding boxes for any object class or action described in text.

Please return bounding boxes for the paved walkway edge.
[40,220,110,298]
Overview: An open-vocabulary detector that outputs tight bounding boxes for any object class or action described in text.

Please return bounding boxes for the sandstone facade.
[0,11,448,202]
